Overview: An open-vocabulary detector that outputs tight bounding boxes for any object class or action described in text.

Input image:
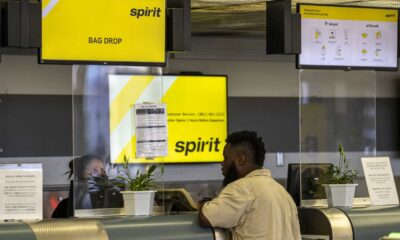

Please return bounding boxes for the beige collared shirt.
[202,169,301,240]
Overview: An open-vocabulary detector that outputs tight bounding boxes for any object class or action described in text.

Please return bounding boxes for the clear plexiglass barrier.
[72,65,167,217]
[299,69,376,207]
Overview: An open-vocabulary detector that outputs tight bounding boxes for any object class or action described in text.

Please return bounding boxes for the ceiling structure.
[191,0,400,36]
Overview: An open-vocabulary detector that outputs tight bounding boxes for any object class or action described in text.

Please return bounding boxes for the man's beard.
[223,162,239,187]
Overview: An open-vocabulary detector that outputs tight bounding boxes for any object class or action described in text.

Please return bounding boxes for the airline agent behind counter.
[198,131,301,240]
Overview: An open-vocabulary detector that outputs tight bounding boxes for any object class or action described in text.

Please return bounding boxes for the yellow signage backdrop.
[300,4,398,22]
[41,0,165,64]
[109,75,227,163]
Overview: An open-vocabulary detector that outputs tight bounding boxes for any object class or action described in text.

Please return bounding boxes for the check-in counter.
[299,206,400,240]
[0,213,229,240]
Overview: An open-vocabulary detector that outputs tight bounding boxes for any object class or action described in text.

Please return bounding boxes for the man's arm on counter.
[198,182,249,229]
[198,202,212,227]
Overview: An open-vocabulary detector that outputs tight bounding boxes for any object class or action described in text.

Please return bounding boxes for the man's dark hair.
[226,131,266,167]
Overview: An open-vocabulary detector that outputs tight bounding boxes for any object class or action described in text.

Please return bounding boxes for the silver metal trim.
[319,208,353,240]
[213,228,230,240]
[301,197,371,208]
[27,219,108,240]
[74,208,124,218]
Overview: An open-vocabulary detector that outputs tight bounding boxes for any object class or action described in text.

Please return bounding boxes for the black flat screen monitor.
[286,163,333,206]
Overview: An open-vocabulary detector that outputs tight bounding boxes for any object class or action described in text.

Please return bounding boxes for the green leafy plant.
[323,144,358,184]
[117,155,164,191]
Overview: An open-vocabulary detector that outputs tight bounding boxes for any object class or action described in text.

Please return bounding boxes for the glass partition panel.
[299,69,376,207]
[72,65,166,217]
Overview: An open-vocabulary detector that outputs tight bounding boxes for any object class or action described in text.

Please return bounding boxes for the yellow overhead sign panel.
[109,75,228,163]
[300,4,398,22]
[41,0,166,65]
[298,4,398,69]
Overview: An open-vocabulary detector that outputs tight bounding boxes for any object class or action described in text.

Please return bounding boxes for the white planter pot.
[121,190,156,216]
[324,184,358,208]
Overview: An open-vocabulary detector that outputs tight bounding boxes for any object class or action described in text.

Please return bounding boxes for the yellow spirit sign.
[41,0,166,65]
[109,75,228,163]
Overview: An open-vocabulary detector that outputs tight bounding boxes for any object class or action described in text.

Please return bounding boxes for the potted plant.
[117,155,163,216]
[323,144,358,207]
[88,168,124,208]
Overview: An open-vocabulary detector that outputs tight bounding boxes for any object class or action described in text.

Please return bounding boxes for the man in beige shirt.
[199,131,301,240]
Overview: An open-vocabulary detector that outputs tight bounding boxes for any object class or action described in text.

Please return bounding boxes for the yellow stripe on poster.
[300,5,398,22]
[115,136,136,164]
[42,0,52,6]
[42,0,57,18]
[110,76,154,132]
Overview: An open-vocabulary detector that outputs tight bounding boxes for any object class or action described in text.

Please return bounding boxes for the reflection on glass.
[72,65,165,216]
[74,154,123,209]
[299,69,376,206]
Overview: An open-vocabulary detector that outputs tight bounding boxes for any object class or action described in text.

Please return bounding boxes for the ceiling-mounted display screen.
[298,4,398,70]
[41,0,165,65]
[108,75,227,163]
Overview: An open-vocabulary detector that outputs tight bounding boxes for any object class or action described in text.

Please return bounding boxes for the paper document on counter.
[361,157,399,206]
[0,164,43,221]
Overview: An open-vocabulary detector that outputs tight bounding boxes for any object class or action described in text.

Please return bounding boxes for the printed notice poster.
[361,157,399,206]
[0,164,43,221]
[134,103,168,158]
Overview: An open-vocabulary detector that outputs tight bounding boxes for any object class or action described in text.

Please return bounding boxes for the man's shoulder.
[224,175,266,194]
[224,169,282,194]
[225,178,246,189]
[223,178,252,195]
[239,172,288,197]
